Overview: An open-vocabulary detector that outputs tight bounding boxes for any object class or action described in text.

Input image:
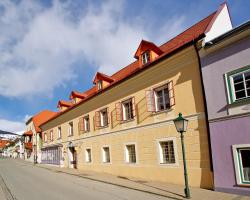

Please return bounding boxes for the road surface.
[0,159,169,200]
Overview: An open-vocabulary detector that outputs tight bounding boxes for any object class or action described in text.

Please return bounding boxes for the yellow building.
[39,4,232,189]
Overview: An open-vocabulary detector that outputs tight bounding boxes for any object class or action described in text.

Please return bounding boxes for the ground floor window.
[233,144,250,185]
[157,137,178,166]
[85,148,92,163]
[102,146,110,163]
[41,146,62,165]
[125,144,136,163]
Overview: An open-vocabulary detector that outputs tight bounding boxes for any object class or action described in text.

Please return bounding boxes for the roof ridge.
[159,11,217,48]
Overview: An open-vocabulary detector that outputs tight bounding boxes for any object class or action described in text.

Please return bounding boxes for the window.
[97,80,103,91]
[57,127,61,139]
[233,145,250,185]
[116,98,135,122]
[227,67,250,103]
[125,144,136,163]
[95,108,109,128]
[68,122,73,136]
[84,116,90,132]
[142,51,150,65]
[44,133,47,142]
[100,109,108,127]
[159,140,176,164]
[122,98,135,121]
[146,81,175,112]
[79,115,90,133]
[155,86,170,111]
[50,130,53,141]
[102,147,110,163]
[85,148,92,163]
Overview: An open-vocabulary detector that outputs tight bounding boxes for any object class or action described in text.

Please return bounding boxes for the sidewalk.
[35,163,249,200]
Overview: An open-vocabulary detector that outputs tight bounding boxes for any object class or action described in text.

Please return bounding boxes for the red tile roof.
[93,72,115,84]
[70,91,86,100]
[40,5,223,127]
[57,100,73,108]
[134,40,163,59]
[23,130,33,136]
[0,140,11,149]
[28,110,57,133]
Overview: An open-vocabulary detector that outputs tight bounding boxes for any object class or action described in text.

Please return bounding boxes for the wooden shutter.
[115,102,122,121]
[78,117,85,133]
[145,90,156,112]
[94,111,101,127]
[168,80,175,107]
[132,97,136,117]
[106,108,110,124]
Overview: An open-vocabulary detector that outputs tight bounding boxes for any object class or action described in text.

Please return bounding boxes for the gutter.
[194,43,214,172]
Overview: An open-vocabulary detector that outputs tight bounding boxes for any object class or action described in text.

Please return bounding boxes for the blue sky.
[0,0,249,133]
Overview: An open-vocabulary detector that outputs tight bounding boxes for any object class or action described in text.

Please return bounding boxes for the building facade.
[24,110,56,163]
[199,21,250,195]
[39,3,232,189]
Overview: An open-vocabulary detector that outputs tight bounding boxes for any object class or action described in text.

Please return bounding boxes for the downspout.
[194,40,214,173]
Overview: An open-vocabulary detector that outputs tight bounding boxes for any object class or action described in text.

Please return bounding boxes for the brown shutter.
[78,117,85,133]
[115,102,122,121]
[145,90,156,112]
[132,97,136,117]
[168,80,175,107]
[106,108,110,124]
[94,111,101,127]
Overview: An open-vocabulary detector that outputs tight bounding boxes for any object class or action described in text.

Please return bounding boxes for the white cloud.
[0,118,25,134]
[0,0,187,98]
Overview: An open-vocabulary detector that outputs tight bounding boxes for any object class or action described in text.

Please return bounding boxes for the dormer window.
[142,51,150,65]
[97,80,103,91]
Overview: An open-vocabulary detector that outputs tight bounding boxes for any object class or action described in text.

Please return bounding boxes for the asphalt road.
[0,159,168,200]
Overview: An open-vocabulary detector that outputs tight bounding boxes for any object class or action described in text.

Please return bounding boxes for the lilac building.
[199,21,250,195]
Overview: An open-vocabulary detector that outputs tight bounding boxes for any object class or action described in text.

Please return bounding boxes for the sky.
[0,0,249,133]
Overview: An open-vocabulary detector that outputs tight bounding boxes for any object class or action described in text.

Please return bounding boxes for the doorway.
[69,147,77,169]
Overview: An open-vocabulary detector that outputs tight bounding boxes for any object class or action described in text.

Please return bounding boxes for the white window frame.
[154,84,170,112]
[83,115,90,132]
[68,122,73,136]
[50,130,53,141]
[142,51,150,65]
[226,67,250,103]
[85,148,92,163]
[124,143,137,164]
[156,137,179,167]
[97,80,103,91]
[57,127,61,139]
[44,133,47,143]
[232,144,250,185]
[102,146,111,163]
[122,98,134,121]
[100,108,108,127]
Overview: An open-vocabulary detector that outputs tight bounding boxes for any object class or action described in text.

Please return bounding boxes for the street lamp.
[173,113,190,199]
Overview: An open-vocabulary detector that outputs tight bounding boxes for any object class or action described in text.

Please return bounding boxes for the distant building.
[24,110,56,163]
[199,21,250,195]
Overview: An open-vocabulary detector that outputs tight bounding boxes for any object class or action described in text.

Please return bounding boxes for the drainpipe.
[194,41,214,172]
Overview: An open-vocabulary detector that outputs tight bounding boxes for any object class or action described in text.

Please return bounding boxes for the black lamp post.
[173,113,190,199]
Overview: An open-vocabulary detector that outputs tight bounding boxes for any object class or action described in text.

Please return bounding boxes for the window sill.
[97,125,109,130]
[236,183,250,188]
[120,118,135,124]
[152,108,173,115]
[228,98,250,107]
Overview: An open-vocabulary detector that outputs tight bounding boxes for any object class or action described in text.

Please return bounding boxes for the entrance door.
[72,148,77,169]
